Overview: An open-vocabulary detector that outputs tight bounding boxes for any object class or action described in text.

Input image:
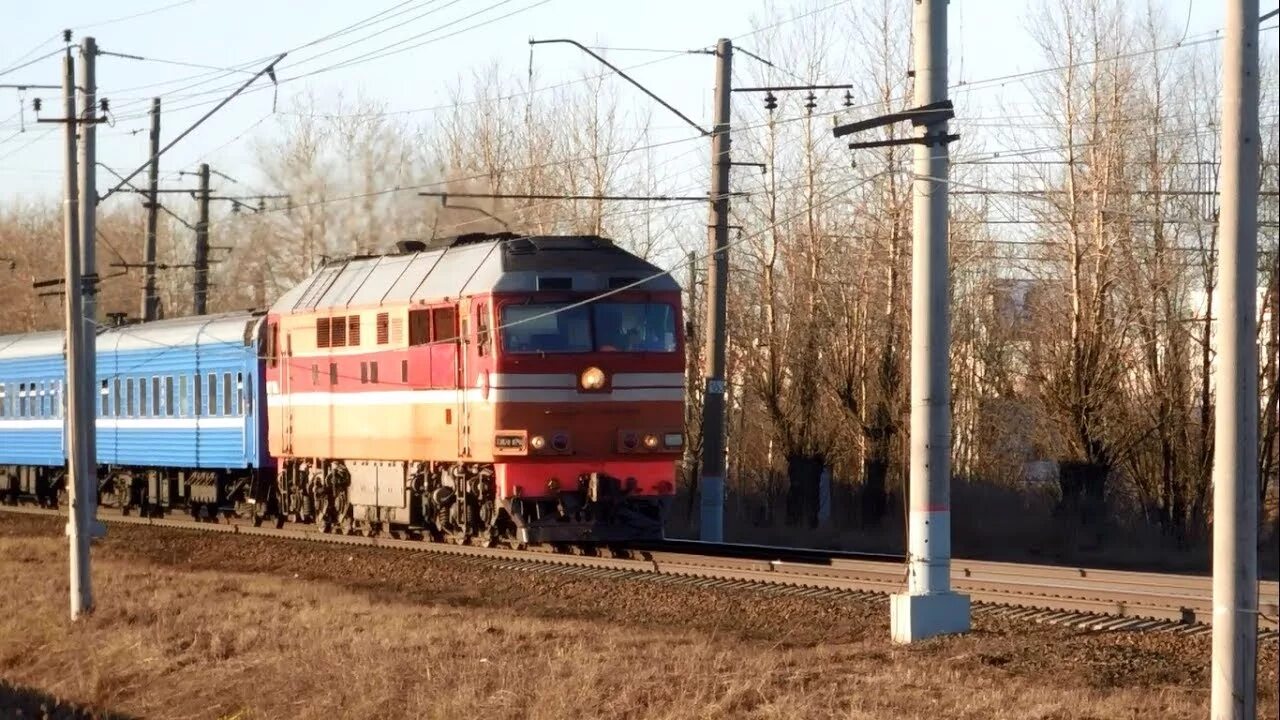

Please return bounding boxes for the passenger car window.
[223,373,233,416]
[207,373,218,416]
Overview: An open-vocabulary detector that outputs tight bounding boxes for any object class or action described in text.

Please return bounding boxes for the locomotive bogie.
[268,456,509,541]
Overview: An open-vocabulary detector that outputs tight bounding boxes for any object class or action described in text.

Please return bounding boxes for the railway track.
[3,504,1276,639]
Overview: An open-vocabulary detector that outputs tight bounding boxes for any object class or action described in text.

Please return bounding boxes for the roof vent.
[538,276,573,291]
[507,237,537,254]
[395,240,427,254]
[451,231,518,248]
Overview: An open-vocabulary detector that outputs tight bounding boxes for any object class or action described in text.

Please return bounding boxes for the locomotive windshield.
[501,302,677,354]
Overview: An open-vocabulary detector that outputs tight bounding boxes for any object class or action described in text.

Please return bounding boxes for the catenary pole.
[698,38,732,542]
[1210,0,1260,716]
[889,0,970,643]
[74,35,100,619]
[194,163,210,315]
[59,45,91,620]
[142,97,160,321]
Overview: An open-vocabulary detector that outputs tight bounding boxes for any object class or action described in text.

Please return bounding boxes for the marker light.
[580,366,606,390]
[530,435,546,450]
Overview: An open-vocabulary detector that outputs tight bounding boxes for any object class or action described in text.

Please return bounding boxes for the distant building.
[1185,286,1275,406]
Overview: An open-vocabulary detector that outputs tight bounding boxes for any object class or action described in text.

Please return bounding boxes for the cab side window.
[431,307,457,343]
[476,303,491,355]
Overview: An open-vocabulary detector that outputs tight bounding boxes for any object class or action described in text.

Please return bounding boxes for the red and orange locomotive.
[260,233,685,544]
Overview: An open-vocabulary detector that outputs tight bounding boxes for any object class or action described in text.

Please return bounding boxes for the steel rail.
[1,505,1274,635]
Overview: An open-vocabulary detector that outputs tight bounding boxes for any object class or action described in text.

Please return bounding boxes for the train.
[0,232,686,546]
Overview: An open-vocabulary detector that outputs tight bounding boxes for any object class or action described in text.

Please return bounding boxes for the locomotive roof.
[0,312,260,361]
[271,233,680,314]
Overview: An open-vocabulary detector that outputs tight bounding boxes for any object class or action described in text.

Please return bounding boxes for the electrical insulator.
[804,92,817,115]
[764,91,777,112]
[99,98,109,113]
[231,203,240,214]
[843,90,854,108]
[32,98,42,112]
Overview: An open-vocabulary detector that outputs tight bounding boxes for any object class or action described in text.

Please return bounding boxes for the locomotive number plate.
[494,432,527,455]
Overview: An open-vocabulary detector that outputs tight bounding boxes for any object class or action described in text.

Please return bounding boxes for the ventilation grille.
[376,313,390,344]
[348,315,361,346]
[316,318,331,348]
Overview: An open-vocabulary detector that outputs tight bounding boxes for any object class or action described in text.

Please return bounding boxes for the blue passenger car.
[0,332,66,471]
[0,312,270,514]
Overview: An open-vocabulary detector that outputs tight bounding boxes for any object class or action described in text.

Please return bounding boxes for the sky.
[0,0,1240,207]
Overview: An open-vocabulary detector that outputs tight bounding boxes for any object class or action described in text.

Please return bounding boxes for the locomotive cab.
[489,288,685,543]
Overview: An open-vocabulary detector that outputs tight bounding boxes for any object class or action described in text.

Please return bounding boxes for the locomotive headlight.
[530,435,547,450]
[643,433,660,449]
[580,366,606,390]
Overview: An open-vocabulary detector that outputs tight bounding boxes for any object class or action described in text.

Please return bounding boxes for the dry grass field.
[0,514,1275,720]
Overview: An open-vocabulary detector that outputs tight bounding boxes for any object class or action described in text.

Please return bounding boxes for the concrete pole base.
[890,591,971,643]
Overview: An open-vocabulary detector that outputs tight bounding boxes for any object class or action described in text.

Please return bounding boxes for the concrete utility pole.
[1210,0,1260,716]
[889,0,970,643]
[699,38,732,543]
[58,44,91,620]
[194,162,210,315]
[141,97,160,321]
[73,35,101,619]
[78,35,101,581]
